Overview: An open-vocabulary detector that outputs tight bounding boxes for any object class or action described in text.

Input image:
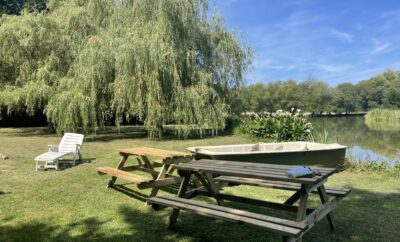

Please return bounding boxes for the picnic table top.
[175,159,337,185]
[118,147,193,159]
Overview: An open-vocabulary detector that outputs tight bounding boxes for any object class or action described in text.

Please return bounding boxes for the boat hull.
[187,142,347,168]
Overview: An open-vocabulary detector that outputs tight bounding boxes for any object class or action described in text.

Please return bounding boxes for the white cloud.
[234,5,399,86]
[380,9,400,18]
[282,11,323,27]
[371,43,391,54]
[330,29,353,43]
[313,63,351,73]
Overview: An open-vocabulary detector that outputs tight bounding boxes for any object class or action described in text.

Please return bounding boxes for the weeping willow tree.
[0,0,252,138]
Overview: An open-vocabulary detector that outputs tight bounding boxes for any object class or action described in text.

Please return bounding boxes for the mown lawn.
[0,127,399,242]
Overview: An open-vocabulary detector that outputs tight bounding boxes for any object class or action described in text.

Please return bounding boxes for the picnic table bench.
[96,147,193,197]
[147,159,350,241]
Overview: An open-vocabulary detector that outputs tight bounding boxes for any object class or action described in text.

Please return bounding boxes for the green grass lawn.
[0,127,399,242]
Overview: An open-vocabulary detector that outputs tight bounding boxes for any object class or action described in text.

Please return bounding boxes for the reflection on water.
[310,116,400,165]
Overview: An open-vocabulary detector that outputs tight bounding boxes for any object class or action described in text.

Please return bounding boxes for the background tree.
[237,70,400,115]
[298,79,331,114]
[0,0,46,15]
[0,0,252,137]
[331,83,359,113]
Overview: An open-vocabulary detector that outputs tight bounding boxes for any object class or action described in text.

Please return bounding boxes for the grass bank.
[364,108,400,131]
[0,127,399,241]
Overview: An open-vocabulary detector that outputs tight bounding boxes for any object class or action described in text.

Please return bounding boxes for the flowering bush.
[239,111,313,142]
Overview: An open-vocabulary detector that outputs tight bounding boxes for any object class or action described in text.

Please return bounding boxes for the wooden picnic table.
[147,159,351,241]
[96,147,193,197]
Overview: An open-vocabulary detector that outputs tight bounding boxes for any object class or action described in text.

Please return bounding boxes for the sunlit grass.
[0,127,399,241]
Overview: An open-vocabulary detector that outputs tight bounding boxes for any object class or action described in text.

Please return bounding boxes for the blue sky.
[213,0,400,86]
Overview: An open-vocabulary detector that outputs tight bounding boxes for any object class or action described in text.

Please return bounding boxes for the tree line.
[236,70,400,114]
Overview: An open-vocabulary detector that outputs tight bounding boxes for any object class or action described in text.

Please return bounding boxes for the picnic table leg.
[168,171,192,230]
[138,155,158,180]
[167,165,176,174]
[204,173,225,206]
[282,237,297,242]
[284,190,302,205]
[149,164,170,197]
[318,185,336,231]
[135,156,144,166]
[295,185,309,242]
[107,155,128,188]
[193,172,224,206]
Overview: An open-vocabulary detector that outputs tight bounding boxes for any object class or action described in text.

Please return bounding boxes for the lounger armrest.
[48,145,59,152]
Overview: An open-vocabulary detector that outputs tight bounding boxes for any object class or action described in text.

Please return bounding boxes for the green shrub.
[239,111,313,142]
[345,158,400,174]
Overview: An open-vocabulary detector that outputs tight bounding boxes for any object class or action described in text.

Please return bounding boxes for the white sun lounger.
[34,133,84,171]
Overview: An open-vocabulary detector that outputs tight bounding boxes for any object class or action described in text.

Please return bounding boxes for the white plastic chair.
[34,133,84,171]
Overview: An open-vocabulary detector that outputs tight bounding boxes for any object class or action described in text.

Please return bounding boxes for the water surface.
[311,116,400,165]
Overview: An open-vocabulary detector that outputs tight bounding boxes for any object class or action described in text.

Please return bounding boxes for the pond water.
[310,116,400,165]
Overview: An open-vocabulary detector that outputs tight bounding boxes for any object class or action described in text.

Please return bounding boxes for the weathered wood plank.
[121,165,160,176]
[193,188,314,214]
[215,176,351,197]
[137,155,157,180]
[105,155,128,188]
[97,167,152,184]
[318,186,336,231]
[148,196,303,238]
[195,159,336,173]
[304,195,343,232]
[159,195,308,230]
[168,171,192,230]
[295,187,309,242]
[183,162,300,176]
[189,161,334,179]
[296,191,308,222]
[138,177,181,189]
[188,160,332,175]
[192,172,224,206]
[303,178,327,193]
[175,163,320,184]
[118,147,192,159]
[284,190,302,205]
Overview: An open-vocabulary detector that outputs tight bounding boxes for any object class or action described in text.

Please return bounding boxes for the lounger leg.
[35,160,39,171]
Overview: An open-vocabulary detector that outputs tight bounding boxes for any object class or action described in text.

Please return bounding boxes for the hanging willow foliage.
[0,0,252,138]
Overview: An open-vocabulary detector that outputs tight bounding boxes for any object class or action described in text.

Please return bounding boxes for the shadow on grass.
[1,188,399,241]
[0,127,55,137]
[0,210,177,242]
[110,183,182,202]
[43,158,96,171]
[2,125,234,142]
[138,187,400,242]
[85,126,148,142]
[112,185,149,202]
[0,191,11,195]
